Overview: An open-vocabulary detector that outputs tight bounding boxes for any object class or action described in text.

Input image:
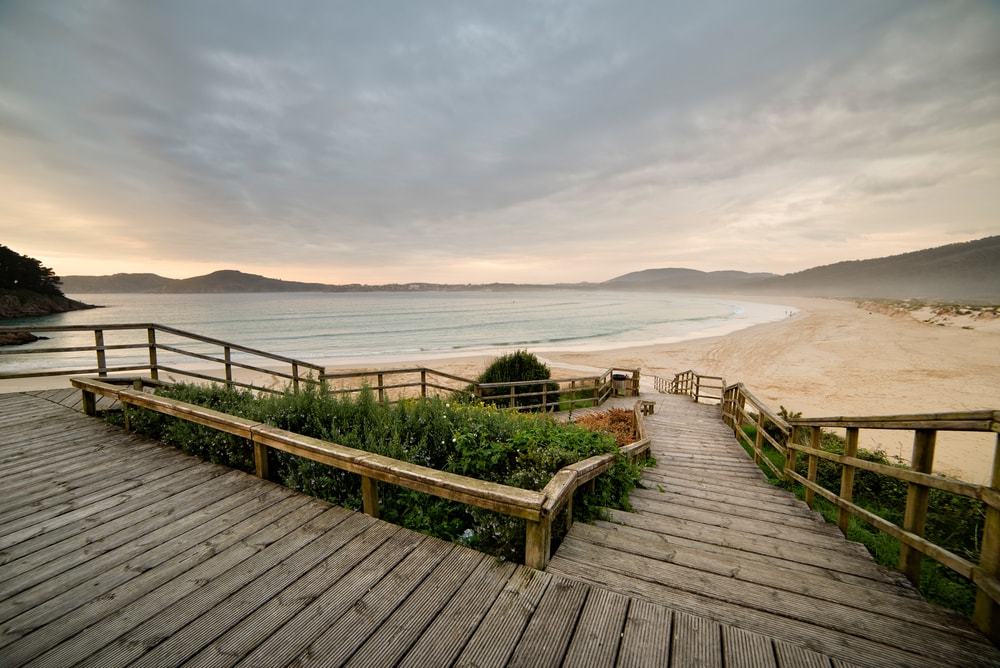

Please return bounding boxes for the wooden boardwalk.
[0,390,875,668]
[550,392,999,667]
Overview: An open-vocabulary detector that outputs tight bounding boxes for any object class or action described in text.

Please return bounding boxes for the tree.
[0,245,64,296]
[475,350,559,411]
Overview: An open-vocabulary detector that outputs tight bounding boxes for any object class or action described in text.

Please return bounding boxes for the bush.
[739,418,984,615]
[475,350,559,411]
[114,382,646,562]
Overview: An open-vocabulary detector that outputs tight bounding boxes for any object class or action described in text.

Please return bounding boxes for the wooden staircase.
[549,392,998,667]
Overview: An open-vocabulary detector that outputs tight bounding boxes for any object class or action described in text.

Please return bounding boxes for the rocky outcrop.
[0,289,97,321]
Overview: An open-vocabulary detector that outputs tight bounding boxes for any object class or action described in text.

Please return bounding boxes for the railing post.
[509,385,515,409]
[805,427,821,509]
[94,329,107,377]
[974,433,1000,642]
[838,427,860,535]
[420,369,427,398]
[525,517,552,570]
[694,375,700,403]
[753,412,764,465]
[146,327,158,380]
[292,363,300,394]
[224,346,233,389]
[377,372,385,402]
[82,389,97,417]
[253,438,269,480]
[542,385,548,412]
[631,368,640,396]
[784,427,797,483]
[361,476,380,518]
[900,428,937,584]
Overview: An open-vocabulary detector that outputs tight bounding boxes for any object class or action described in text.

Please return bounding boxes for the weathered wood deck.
[0,391,845,667]
[1,390,996,667]
[550,392,999,667]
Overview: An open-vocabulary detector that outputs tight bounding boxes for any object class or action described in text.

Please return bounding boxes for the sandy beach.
[4,296,997,483]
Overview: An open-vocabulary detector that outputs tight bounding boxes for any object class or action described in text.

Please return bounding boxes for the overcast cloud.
[1,1,998,283]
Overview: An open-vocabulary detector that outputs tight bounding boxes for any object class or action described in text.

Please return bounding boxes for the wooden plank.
[344,547,483,667]
[181,521,403,668]
[671,611,722,668]
[0,459,213,558]
[561,586,629,667]
[774,640,832,668]
[616,598,671,668]
[630,488,836,531]
[550,557,949,668]
[125,512,376,668]
[604,508,893,581]
[231,530,426,667]
[256,539,452,668]
[628,498,857,553]
[506,576,590,668]
[396,560,517,668]
[565,523,974,634]
[65,504,347,668]
[0,473,261,616]
[723,625,777,667]
[0,493,310,665]
[454,567,551,668]
[550,543,993,667]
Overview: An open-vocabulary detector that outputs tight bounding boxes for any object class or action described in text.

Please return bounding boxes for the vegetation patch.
[740,421,982,615]
[574,408,639,446]
[113,382,647,561]
[474,349,559,410]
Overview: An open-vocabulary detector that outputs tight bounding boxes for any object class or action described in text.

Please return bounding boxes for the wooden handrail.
[713,374,1000,641]
[0,324,321,390]
[70,375,650,570]
[790,411,1000,432]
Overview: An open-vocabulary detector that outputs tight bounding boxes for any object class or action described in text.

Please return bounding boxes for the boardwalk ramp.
[549,392,999,667]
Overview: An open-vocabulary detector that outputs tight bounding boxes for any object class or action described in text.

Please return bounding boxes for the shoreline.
[2,295,996,483]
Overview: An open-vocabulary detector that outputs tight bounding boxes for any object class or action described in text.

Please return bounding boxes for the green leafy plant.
[113,381,646,562]
[474,350,560,411]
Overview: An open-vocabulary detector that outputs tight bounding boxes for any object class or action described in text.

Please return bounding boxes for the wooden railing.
[716,378,1000,642]
[665,369,726,404]
[2,323,638,414]
[0,323,323,394]
[70,375,651,570]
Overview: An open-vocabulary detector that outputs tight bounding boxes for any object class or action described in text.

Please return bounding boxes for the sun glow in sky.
[1,1,998,283]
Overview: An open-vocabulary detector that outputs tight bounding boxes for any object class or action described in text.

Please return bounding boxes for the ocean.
[1,291,790,373]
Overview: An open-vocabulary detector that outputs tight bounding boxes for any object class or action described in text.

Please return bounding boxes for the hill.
[749,236,1000,300]
[605,268,776,291]
[62,270,341,293]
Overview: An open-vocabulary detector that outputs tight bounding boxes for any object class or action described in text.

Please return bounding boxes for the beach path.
[2,389,997,667]
[549,391,999,667]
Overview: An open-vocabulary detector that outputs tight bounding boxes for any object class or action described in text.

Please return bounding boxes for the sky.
[0,1,998,284]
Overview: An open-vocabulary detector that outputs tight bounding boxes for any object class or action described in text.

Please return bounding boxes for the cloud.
[0,1,998,282]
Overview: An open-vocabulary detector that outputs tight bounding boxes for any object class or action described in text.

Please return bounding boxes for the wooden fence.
[667,370,1000,642]
[0,324,639,412]
[71,375,650,569]
[0,323,323,394]
[667,369,726,404]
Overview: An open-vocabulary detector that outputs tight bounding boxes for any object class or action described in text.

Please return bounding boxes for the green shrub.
[114,382,646,562]
[739,420,983,615]
[475,350,559,411]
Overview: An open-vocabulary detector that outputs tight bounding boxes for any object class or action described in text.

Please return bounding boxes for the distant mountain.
[748,235,1000,300]
[63,270,341,294]
[62,236,1000,300]
[605,268,776,291]
[62,270,588,294]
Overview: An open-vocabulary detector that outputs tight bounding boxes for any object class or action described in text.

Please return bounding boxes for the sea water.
[0,290,791,373]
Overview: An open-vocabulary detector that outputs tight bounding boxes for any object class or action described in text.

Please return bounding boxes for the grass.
[111,381,650,563]
[738,423,980,615]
